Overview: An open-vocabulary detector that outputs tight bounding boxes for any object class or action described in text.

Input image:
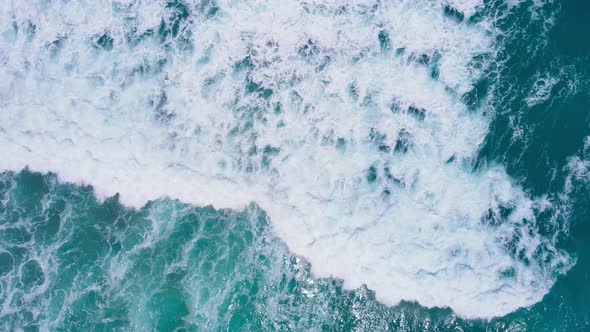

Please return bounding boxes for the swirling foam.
[0,0,573,318]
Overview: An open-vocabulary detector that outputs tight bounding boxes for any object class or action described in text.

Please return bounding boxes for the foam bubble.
[0,0,573,318]
[526,73,560,107]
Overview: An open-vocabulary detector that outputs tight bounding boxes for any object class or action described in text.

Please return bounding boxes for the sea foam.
[0,0,573,318]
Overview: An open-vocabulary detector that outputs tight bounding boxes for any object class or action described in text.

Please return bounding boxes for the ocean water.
[0,0,588,331]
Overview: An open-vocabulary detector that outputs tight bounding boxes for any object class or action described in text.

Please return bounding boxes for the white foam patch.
[0,0,573,318]
[443,0,483,18]
[526,73,560,107]
[565,136,590,193]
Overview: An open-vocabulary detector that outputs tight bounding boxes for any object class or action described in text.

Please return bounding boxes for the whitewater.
[0,0,577,320]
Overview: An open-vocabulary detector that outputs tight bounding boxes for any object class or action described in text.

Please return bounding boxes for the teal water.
[1,0,590,331]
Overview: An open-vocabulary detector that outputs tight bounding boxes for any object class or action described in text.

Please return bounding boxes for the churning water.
[0,0,589,330]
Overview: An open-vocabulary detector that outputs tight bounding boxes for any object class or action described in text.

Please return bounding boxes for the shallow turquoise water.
[1,168,586,331]
[0,0,589,331]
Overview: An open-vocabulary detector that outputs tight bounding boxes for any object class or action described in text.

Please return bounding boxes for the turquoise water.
[0,0,589,331]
